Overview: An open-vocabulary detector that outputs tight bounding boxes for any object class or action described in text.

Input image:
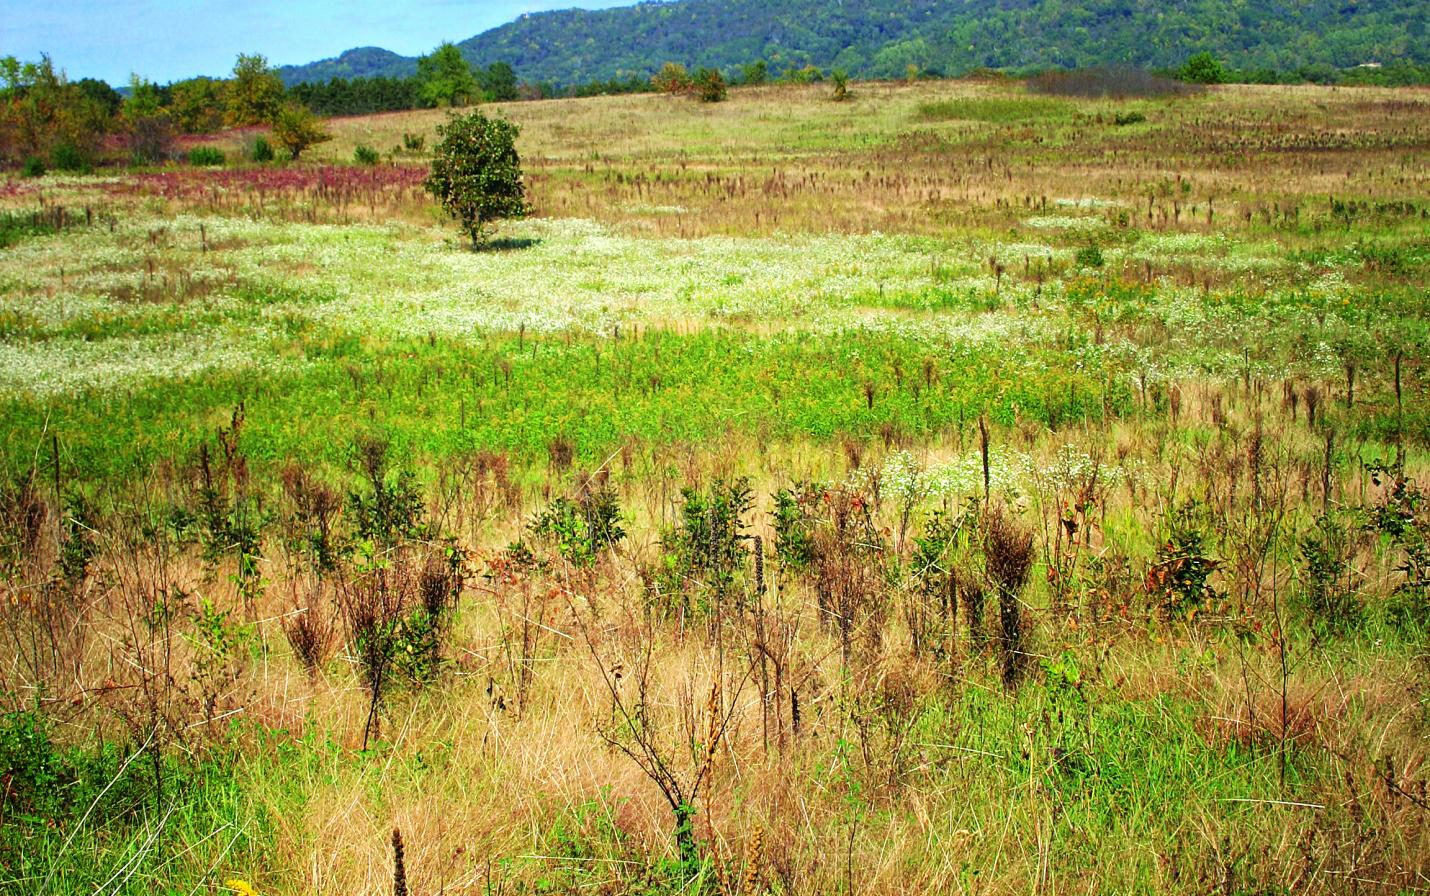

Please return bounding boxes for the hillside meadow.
[2,79,1430,895]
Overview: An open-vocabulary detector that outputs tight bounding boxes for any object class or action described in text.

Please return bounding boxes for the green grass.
[914,96,1073,123]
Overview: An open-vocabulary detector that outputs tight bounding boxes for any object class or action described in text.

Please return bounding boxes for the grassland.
[2,80,1429,895]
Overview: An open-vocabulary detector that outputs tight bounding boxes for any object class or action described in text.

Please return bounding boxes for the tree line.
[6,41,1428,174]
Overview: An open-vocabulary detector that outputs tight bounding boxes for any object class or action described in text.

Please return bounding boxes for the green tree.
[1179,51,1227,84]
[418,43,480,107]
[693,67,728,102]
[652,62,692,94]
[424,110,530,248]
[0,55,109,167]
[123,75,172,164]
[226,53,284,126]
[170,77,226,133]
[269,101,330,160]
[741,59,768,85]
[73,78,121,117]
[480,62,519,101]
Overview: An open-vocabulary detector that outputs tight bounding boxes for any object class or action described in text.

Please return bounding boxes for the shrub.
[694,68,728,103]
[354,144,381,165]
[1180,52,1227,85]
[48,141,90,173]
[424,109,530,247]
[772,483,820,573]
[652,62,692,94]
[270,101,331,160]
[531,479,625,565]
[1300,511,1362,632]
[187,146,225,166]
[831,69,850,102]
[249,135,275,162]
[1113,110,1147,126]
[402,132,426,152]
[659,478,754,611]
[1147,502,1221,616]
[349,437,427,546]
[20,156,45,177]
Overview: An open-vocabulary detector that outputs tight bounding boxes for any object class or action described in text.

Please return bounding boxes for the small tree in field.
[270,101,330,160]
[424,110,529,248]
[693,67,727,102]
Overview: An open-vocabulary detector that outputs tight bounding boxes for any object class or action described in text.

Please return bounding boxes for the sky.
[0,0,636,85]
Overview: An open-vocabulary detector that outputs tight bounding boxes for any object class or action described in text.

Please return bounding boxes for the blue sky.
[1,0,635,85]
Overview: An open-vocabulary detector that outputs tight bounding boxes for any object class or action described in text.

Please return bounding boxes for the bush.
[831,69,850,102]
[652,62,692,94]
[402,132,426,152]
[530,481,625,565]
[658,478,754,611]
[270,101,331,160]
[1300,511,1362,632]
[1113,111,1147,126]
[48,141,90,173]
[354,144,380,165]
[20,156,45,177]
[188,146,226,166]
[693,68,728,103]
[1180,52,1227,85]
[249,135,274,162]
[1147,502,1221,616]
[424,109,530,247]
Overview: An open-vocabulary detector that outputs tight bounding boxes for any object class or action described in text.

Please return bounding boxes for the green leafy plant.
[1147,502,1221,616]
[659,478,754,611]
[353,143,381,165]
[531,481,625,566]
[1299,511,1362,632]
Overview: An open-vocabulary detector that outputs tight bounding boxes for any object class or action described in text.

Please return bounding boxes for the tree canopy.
[417,43,480,108]
[424,110,530,247]
[226,53,284,126]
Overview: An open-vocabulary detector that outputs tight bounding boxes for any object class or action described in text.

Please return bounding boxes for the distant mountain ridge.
[277,0,1429,87]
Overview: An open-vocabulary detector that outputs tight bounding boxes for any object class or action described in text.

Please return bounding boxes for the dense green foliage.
[417,42,482,108]
[424,110,529,247]
[288,76,421,117]
[269,101,330,160]
[278,0,1430,89]
[225,53,285,127]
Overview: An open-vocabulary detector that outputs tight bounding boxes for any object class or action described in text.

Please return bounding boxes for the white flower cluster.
[0,328,287,398]
[1023,215,1108,233]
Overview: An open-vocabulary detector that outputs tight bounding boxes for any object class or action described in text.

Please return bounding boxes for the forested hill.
[278,0,1428,86]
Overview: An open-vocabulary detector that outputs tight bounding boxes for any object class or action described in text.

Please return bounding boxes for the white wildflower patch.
[0,329,287,398]
[850,447,1032,504]
[1053,197,1122,210]
[1023,215,1108,233]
